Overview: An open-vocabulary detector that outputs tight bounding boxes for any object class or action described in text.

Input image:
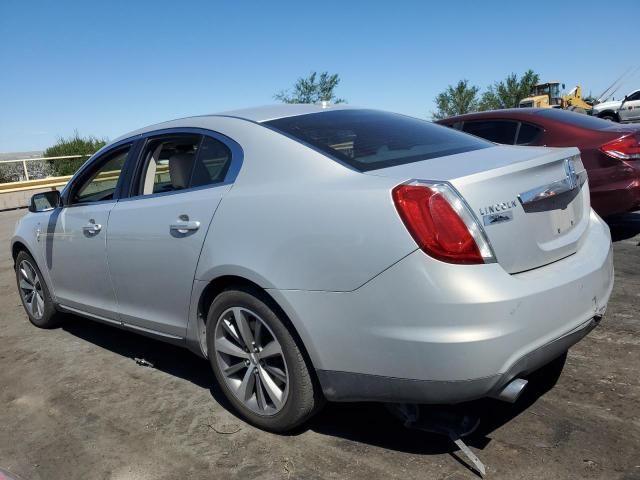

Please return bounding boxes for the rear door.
[106,131,238,337]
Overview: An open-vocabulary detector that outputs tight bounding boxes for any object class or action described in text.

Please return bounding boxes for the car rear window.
[533,109,616,130]
[264,109,492,172]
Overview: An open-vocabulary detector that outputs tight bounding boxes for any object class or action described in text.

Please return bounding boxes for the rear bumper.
[269,210,614,404]
[316,315,600,403]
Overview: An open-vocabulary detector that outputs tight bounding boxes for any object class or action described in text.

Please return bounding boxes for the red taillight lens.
[600,134,640,160]
[392,184,485,264]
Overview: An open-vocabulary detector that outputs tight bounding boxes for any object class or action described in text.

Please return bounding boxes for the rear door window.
[264,109,491,172]
[462,120,518,144]
[515,123,543,145]
[190,136,232,188]
[135,134,232,196]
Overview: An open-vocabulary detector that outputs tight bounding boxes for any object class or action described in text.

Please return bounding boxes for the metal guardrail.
[0,175,72,194]
[0,154,91,182]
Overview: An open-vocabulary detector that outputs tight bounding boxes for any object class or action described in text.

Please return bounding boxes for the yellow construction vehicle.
[519,82,592,113]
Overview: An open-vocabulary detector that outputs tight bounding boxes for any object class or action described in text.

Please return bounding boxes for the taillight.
[600,134,640,160]
[392,182,495,265]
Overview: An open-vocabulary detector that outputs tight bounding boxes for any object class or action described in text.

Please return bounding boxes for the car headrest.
[169,152,195,189]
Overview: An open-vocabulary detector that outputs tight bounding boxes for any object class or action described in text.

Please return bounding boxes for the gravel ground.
[0,207,638,480]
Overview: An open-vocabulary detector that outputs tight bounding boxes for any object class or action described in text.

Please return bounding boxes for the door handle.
[82,222,102,234]
[170,220,201,234]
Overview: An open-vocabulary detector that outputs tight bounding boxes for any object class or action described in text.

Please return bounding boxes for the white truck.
[592,89,640,123]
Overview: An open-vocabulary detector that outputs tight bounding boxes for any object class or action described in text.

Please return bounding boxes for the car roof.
[436,108,542,123]
[111,104,362,143]
[217,103,360,122]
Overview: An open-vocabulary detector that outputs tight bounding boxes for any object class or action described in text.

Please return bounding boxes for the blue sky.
[1,0,638,152]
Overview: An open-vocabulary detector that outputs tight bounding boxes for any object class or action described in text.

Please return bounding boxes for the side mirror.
[29,190,61,213]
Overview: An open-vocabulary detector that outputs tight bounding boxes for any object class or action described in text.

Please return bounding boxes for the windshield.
[264,109,492,172]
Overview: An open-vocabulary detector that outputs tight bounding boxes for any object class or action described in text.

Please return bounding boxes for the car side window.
[446,121,463,130]
[72,146,130,204]
[627,91,640,101]
[463,121,518,145]
[138,135,201,195]
[136,134,232,196]
[190,135,232,188]
[515,123,543,145]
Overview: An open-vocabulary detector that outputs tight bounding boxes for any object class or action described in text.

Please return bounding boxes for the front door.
[107,133,234,337]
[619,91,640,122]
[42,144,131,320]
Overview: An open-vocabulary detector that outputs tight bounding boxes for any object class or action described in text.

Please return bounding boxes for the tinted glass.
[190,136,231,187]
[74,147,129,203]
[265,110,491,172]
[533,109,617,130]
[627,91,640,101]
[462,120,518,144]
[516,123,543,145]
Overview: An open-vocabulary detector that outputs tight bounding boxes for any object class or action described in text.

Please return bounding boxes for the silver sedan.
[12,105,614,432]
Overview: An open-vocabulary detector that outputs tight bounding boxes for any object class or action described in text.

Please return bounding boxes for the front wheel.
[206,287,323,432]
[15,251,61,328]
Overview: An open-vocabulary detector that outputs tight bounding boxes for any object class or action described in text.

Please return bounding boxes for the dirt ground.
[0,207,638,480]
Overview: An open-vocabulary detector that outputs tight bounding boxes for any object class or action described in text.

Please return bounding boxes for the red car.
[437,108,640,217]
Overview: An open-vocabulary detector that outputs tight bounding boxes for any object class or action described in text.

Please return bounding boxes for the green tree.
[43,130,107,176]
[479,70,540,110]
[275,71,346,104]
[432,80,480,120]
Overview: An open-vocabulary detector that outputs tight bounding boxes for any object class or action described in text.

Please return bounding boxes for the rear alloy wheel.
[214,306,289,415]
[207,288,322,432]
[15,251,60,328]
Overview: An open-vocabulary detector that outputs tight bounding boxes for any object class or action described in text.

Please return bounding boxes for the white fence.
[0,154,91,183]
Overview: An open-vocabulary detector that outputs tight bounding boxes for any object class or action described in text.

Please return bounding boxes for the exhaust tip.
[493,378,528,403]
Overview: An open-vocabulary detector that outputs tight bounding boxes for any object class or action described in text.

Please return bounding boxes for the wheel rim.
[18,260,45,320]
[213,307,289,416]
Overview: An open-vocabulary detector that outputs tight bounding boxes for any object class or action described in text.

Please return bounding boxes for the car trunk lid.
[368,145,589,273]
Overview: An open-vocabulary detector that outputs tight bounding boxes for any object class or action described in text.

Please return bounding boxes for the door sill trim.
[57,304,122,326]
[124,322,184,340]
[57,304,184,341]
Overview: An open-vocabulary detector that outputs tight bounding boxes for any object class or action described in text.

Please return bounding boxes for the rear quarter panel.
[193,120,418,292]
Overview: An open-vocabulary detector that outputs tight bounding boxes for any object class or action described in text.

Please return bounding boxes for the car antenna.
[597,67,635,103]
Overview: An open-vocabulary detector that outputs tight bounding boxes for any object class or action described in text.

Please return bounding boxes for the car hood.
[593,100,621,112]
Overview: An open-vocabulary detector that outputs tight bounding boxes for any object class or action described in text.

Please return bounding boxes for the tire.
[600,113,618,122]
[15,250,61,328]
[206,287,323,432]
